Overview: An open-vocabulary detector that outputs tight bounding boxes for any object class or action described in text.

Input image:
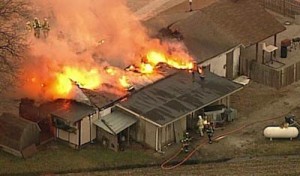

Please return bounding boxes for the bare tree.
[0,0,32,92]
[0,0,31,71]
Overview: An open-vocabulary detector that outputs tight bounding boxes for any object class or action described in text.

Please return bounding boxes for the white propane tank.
[263,126,299,141]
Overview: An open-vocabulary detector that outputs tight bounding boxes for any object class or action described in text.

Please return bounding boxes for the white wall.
[81,116,90,145]
[81,113,98,145]
[233,47,241,78]
[99,107,112,117]
[57,122,78,145]
[203,53,227,77]
[56,112,98,146]
[202,46,241,78]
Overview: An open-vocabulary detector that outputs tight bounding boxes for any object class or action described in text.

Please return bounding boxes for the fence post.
[294,63,296,83]
[281,68,284,87]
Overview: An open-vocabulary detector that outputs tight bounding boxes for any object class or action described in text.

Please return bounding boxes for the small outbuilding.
[94,108,137,152]
[20,98,54,143]
[0,113,40,158]
[47,99,98,149]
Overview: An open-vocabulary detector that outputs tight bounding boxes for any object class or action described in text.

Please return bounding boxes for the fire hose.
[161,115,290,170]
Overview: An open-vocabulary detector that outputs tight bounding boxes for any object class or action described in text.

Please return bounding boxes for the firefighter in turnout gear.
[26,21,33,32]
[42,18,50,38]
[181,132,191,153]
[206,122,214,144]
[33,17,42,38]
[197,115,205,136]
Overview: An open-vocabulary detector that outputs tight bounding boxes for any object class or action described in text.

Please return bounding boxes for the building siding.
[202,47,241,78]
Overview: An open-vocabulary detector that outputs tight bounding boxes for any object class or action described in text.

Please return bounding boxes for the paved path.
[133,0,186,21]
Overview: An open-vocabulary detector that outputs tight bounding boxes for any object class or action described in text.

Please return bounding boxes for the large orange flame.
[23,50,194,99]
[140,62,154,74]
[53,66,101,97]
[119,75,132,89]
[140,50,194,74]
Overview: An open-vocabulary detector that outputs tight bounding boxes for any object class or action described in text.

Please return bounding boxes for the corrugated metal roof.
[120,70,243,126]
[42,99,96,123]
[81,68,177,109]
[94,110,137,135]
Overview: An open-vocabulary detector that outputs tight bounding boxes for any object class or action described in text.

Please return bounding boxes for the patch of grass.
[244,140,300,156]
[0,141,156,175]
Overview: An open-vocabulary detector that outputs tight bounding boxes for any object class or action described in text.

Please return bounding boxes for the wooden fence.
[258,0,300,18]
[250,61,300,89]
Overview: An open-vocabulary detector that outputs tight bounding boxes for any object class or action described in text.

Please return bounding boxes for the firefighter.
[181,132,191,153]
[191,62,197,82]
[42,18,50,38]
[198,65,205,80]
[192,70,195,82]
[206,122,214,144]
[32,17,41,38]
[203,116,209,129]
[25,21,33,32]
[197,115,205,137]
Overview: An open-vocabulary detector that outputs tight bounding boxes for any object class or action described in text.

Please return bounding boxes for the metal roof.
[94,110,137,135]
[81,68,177,109]
[119,70,243,127]
[42,99,96,123]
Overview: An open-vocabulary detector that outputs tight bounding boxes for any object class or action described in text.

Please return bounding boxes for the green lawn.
[0,141,157,175]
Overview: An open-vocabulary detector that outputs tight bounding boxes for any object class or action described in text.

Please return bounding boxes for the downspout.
[155,127,158,151]
[89,114,93,143]
[78,120,81,149]
[274,34,277,57]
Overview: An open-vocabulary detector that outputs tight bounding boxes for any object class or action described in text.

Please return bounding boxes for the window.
[52,117,77,134]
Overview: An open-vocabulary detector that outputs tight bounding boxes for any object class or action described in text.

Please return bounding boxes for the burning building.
[12,0,246,154]
[20,99,97,149]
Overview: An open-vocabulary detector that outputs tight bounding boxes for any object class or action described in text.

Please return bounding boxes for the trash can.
[281,46,288,58]
[280,39,291,58]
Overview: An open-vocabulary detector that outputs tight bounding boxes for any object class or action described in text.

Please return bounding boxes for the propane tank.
[263,126,299,141]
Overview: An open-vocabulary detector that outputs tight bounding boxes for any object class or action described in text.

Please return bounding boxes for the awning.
[233,75,250,86]
[94,110,137,135]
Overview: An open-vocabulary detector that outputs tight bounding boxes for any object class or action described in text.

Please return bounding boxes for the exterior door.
[226,51,234,79]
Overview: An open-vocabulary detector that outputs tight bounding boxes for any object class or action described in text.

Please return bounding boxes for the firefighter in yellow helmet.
[42,18,50,38]
[32,17,41,38]
[25,21,33,32]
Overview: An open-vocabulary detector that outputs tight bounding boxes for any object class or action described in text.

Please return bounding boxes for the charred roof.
[40,99,96,123]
